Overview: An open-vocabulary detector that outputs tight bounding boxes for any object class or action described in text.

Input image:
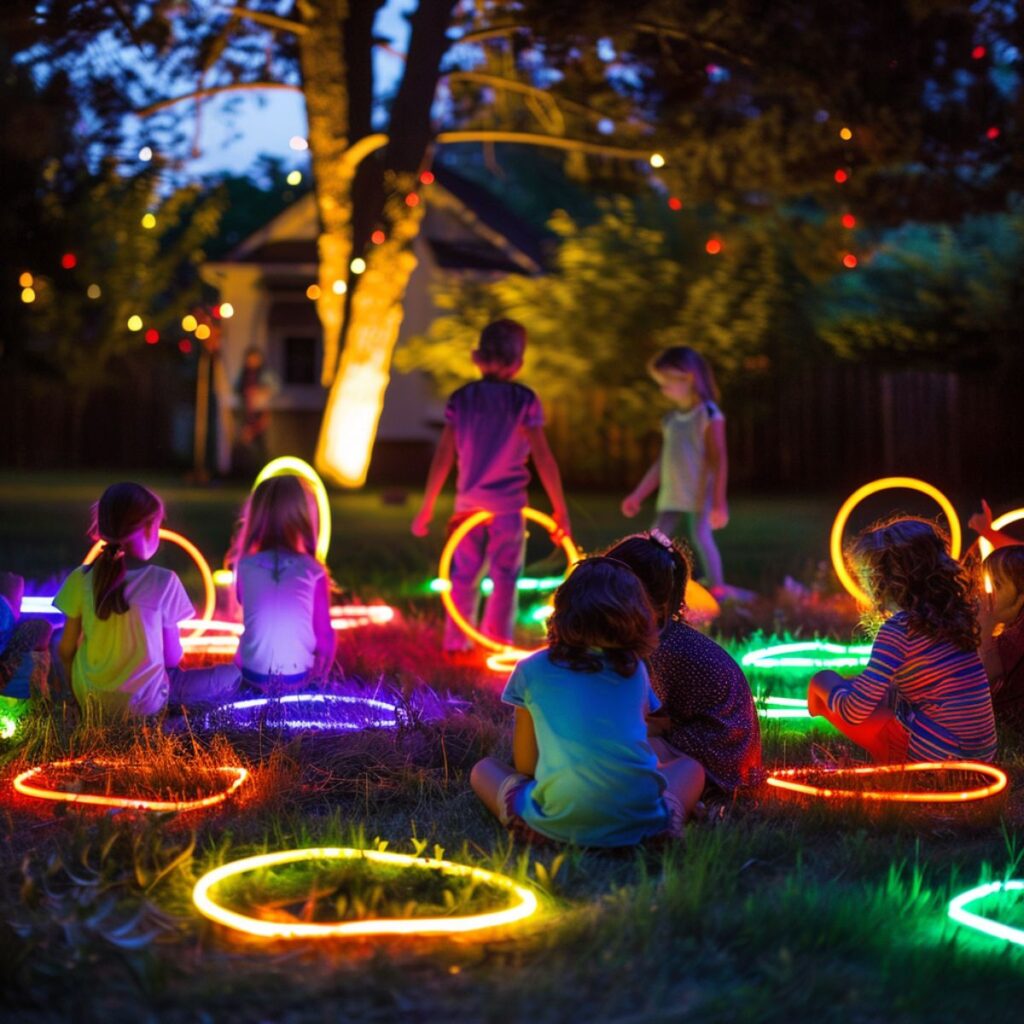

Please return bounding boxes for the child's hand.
[969,499,994,536]
[410,508,432,537]
[709,502,729,529]
[621,493,642,518]
[552,508,573,542]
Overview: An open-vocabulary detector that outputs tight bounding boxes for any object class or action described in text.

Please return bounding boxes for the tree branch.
[135,81,301,118]
[225,6,307,35]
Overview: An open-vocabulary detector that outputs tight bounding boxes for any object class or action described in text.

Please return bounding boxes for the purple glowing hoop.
[205,693,404,733]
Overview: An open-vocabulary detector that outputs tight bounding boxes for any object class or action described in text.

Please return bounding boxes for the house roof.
[216,166,547,275]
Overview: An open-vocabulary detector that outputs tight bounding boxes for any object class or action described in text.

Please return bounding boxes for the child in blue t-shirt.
[471,558,705,847]
[411,319,570,652]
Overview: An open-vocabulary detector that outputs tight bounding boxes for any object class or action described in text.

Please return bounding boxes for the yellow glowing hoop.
[253,457,331,563]
[830,477,962,606]
[85,528,215,640]
[13,758,248,812]
[438,508,580,655]
[978,508,1024,562]
[192,847,539,939]
[684,580,720,618]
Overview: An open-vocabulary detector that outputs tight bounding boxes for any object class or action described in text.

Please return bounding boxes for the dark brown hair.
[547,558,659,676]
[850,517,979,650]
[476,319,527,369]
[984,545,1024,596]
[239,476,318,558]
[87,482,164,620]
[603,533,691,628]
[648,346,719,403]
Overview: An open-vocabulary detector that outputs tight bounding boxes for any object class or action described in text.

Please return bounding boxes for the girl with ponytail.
[55,482,237,715]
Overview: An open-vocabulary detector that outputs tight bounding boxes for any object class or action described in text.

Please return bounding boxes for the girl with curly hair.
[471,558,705,847]
[807,517,996,763]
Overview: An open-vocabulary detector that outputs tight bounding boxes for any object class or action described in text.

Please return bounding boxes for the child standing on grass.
[622,346,729,594]
[232,475,336,689]
[603,532,763,792]
[807,518,996,763]
[411,319,570,652]
[471,558,705,847]
[979,546,1024,733]
[55,482,238,716]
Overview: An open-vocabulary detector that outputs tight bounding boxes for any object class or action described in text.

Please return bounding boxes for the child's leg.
[470,756,531,823]
[167,664,241,706]
[445,517,489,651]
[807,672,909,763]
[658,750,706,819]
[686,509,724,589]
[652,510,682,539]
[480,511,526,645]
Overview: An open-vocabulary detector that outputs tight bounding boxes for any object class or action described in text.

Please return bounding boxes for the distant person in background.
[233,346,279,476]
[0,572,53,701]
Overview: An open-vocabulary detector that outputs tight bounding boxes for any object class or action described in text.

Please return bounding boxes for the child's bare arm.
[163,624,183,669]
[310,571,337,678]
[57,616,82,683]
[512,706,539,775]
[703,418,729,528]
[623,460,660,517]
[525,425,571,537]
[411,425,456,536]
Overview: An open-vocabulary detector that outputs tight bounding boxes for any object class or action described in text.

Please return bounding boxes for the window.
[283,336,317,385]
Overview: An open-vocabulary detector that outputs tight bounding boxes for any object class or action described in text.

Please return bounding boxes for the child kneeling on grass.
[807,517,996,764]
[471,558,705,847]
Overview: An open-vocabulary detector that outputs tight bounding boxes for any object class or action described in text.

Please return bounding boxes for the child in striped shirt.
[807,517,996,763]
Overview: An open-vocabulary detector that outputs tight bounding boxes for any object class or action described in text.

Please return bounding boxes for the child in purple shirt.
[412,320,570,651]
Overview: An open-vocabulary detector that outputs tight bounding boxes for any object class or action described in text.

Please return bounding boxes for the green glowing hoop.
[948,880,1024,948]
[741,641,872,671]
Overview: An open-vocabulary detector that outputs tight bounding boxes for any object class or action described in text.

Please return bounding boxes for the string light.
[332,279,347,295]
[195,324,211,341]
[192,847,539,939]
[306,283,321,300]
[182,314,198,331]
[986,126,1000,140]
[219,302,234,318]
[179,339,192,354]
[139,146,153,161]
[144,329,159,345]
[971,45,987,60]
[405,193,420,207]
[371,230,386,245]
[841,213,857,229]
[419,170,435,185]
[705,238,722,255]
[18,272,32,287]
[839,127,853,141]
[127,315,143,331]
[20,288,35,304]
[649,153,666,168]
[667,196,682,211]
[842,253,858,269]
[61,253,77,270]
[87,283,101,299]
[350,258,366,274]
[141,213,157,229]
[834,169,849,184]
[286,170,303,185]
[289,136,308,151]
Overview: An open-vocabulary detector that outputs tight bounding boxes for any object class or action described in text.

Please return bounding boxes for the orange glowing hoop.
[766,761,1007,803]
[192,847,539,939]
[437,508,580,656]
[85,528,215,640]
[830,478,962,606]
[13,757,249,812]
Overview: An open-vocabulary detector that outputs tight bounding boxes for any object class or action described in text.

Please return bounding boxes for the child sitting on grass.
[55,482,238,716]
[0,572,52,700]
[807,517,996,763]
[471,558,705,847]
[603,532,762,792]
[979,545,1024,733]
[231,475,336,690]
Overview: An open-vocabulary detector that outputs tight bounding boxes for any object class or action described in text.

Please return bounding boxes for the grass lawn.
[2,472,1023,1022]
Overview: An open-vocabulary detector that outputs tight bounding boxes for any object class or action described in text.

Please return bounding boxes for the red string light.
[986,126,1000,140]
[841,213,857,229]
[667,196,682,211]
[972,45,987,60]
[418,170,435,185]
[834,169,849,184]
[179,339,192,354]
[371,229,386,245]
[405,193,420,207]
[842,253,858,269]
[705,238,722,255]
[61,253,77,270]
[144,328,160,345]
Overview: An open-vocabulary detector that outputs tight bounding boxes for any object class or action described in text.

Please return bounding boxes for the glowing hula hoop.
[437,508,580,655]
[206,693,403,732]
[253,457,331,563]
[766,761,1007,803]
[830,477,961,607]
[0,696,28,740]
[948,880,1024,948]
[192,847,539,939]
[85,528,215,640]
[758,696,811,719]
[741,641,871,670]
[978,508,1024,563]
[13,758,249,812]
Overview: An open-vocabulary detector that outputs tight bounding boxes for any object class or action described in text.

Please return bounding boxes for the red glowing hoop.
[13,757,249,812]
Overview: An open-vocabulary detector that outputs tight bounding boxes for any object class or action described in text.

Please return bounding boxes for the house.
[200,168,545,480]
